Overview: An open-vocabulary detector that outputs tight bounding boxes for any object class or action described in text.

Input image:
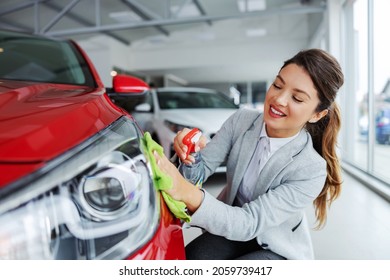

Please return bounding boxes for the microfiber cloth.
[141,132,191,223]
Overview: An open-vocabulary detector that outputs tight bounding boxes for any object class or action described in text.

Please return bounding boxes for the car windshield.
[0,31,95,87]
[157,90,238,109]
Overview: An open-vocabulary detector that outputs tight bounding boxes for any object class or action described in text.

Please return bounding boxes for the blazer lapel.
[252,129,309,198]
[229,115,263,204]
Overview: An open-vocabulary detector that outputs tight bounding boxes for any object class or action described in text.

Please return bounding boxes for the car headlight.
[0,117,159,260]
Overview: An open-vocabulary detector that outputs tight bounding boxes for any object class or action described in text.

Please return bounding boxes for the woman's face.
[263,63,328,138]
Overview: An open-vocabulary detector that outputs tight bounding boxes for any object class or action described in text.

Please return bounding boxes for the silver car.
[130,87,238,170]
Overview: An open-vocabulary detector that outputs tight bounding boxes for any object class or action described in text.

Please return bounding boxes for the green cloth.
[141,132,191,223]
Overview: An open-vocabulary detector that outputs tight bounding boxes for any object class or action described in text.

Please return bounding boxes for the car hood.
[0,80,122,163]
[160,108,237,134]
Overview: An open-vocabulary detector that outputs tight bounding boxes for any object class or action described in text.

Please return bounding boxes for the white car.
[130,87,238,168]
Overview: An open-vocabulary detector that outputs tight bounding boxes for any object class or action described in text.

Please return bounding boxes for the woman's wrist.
[181,179,203,213]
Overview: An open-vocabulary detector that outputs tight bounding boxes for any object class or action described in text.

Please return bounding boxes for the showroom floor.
[182,170,390,260]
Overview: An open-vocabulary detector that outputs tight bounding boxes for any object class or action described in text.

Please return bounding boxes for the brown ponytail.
[282,49,344,228]
[306,102,342,228]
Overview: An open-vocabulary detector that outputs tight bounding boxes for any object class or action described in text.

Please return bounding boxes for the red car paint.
[127,195,185,260]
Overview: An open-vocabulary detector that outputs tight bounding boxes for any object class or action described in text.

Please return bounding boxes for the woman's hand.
[173,128,207,164]
[154,150,203,213]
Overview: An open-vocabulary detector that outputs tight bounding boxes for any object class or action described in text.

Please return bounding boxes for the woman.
[154,49,344,260]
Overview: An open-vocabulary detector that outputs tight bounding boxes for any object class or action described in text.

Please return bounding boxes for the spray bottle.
[180,128,204,187]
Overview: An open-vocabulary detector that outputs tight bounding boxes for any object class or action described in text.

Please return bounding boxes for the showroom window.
[342,0,390,185]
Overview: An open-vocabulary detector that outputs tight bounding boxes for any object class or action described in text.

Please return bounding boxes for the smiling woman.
[154,48,345,260]
[264,64,328,138]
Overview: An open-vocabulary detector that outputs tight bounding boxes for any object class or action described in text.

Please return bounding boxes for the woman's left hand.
[153,150,204,213]
[154,150,186,201]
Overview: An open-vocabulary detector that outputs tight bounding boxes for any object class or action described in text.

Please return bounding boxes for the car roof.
[0,29,67,42]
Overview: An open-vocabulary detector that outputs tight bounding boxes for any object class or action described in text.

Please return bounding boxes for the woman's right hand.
[173,128,206,165]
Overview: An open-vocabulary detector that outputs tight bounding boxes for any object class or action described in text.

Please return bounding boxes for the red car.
[0,30,185,260]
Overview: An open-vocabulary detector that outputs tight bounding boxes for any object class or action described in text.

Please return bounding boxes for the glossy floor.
[183,171,390,260]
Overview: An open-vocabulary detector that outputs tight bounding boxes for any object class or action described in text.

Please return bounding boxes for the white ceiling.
[0,0,326,85]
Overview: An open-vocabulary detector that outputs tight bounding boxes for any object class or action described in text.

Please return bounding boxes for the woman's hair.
[282,49,344,229]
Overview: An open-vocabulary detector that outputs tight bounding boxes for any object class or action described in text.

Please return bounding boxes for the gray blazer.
[189,108,327,259]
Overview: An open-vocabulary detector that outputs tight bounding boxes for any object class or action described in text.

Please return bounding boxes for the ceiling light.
[246,28,267,37]
[148,35,168,44]
[196,32,215,41]
[109,11,142,23]
[170,3,201,18]
[237,0,266,12]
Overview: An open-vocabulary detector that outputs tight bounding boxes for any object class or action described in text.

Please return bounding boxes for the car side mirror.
[134,103,152,112]
[112,74,149,93]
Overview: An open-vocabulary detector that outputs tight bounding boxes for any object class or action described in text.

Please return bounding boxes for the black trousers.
[185,232,286,260]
